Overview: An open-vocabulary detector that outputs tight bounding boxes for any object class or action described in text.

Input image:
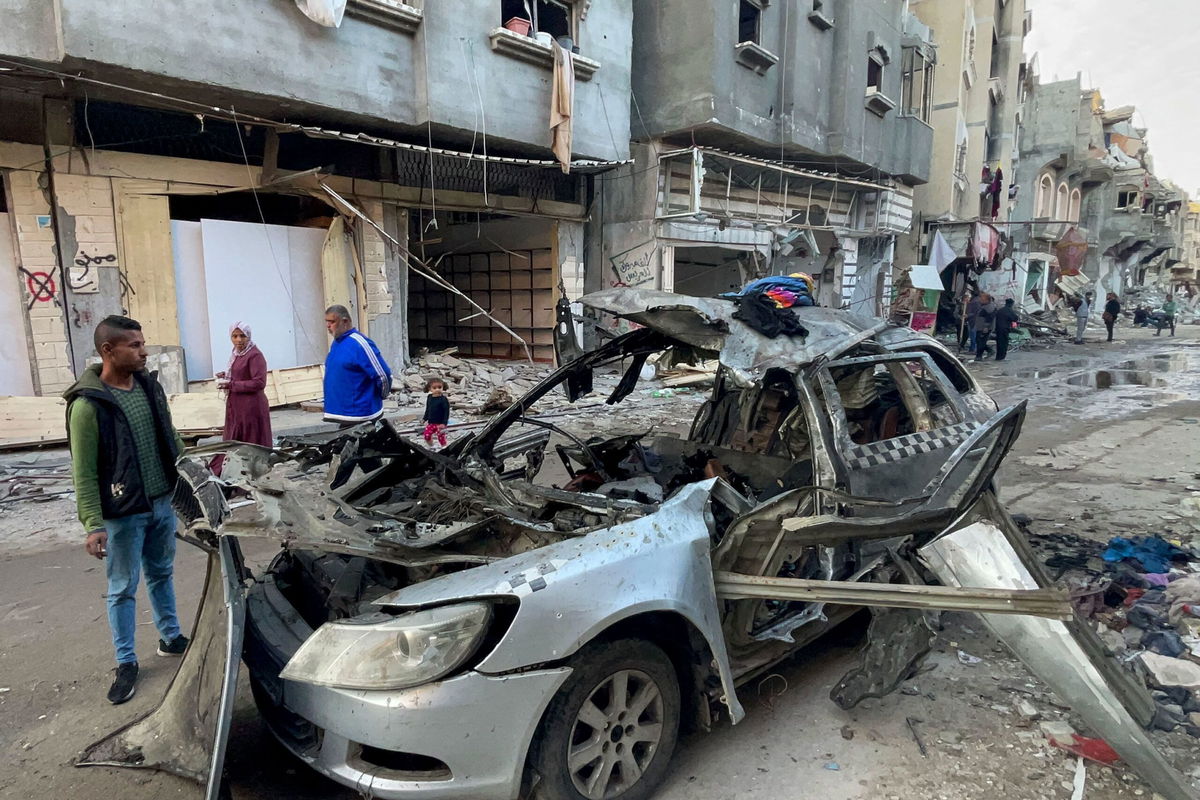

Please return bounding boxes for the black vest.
[68,371,180,520]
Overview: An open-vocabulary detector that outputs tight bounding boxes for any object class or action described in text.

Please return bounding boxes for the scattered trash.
[1101,535,1190,574]
[823,762,840,771]
[906,716,928,757]
[1070,757,1086,800]
[839,725,855,741]
[957,649,984,666]
[1047,734,1121,767]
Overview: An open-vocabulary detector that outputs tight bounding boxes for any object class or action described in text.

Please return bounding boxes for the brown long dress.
[224,348,272,447]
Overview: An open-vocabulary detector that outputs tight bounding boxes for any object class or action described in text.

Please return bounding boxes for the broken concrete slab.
[1141,652,1200,692]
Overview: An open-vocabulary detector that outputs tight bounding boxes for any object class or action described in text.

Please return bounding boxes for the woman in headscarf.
[215,322,272,448]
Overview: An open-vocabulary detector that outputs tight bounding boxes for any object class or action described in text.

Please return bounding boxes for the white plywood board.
[200,219,300,371]
[287,227,329,368]
[170,220,212,380]
[0,214,34,395]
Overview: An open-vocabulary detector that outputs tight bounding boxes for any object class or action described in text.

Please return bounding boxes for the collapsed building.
[1009,76,1190,315]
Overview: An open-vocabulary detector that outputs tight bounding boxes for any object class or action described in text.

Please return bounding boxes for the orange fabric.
[550,44,574,174]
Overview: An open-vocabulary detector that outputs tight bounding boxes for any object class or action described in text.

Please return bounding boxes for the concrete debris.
[1141,652,1200,692]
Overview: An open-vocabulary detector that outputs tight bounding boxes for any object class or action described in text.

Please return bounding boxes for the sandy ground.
[1,322,1198,800]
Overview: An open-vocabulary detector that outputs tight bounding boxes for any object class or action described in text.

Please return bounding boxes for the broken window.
[820,355,964,450]
[1117,188,1140,209]
[738,0,763,44]
[501,0,576,42]
[900,46,935,123]
[988,29,1000,79]
[867,49,885,94]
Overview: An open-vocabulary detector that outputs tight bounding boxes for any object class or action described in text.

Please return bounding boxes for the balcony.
[346,0,422,33]
[865,89,897,117]
[488,27,600,80]
[734,41,779,75]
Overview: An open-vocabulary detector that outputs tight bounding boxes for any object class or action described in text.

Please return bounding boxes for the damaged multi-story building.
[898,0,1030,300]
[1010,74,1188,305]
[588,0,936,326]
[0,0,635,399]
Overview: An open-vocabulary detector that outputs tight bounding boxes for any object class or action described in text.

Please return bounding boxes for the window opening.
[1117,189,1140,209]
[501,0,574,41]
[739,0,762,44]
[900,46,935,122]
[867,54,884,94]
[827,359,945,446]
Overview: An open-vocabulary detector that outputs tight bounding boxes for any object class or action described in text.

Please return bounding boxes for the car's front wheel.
[529,638,681,800]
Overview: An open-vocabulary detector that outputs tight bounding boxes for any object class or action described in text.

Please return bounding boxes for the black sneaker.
[156,635,189,657]
[107,663,138,705]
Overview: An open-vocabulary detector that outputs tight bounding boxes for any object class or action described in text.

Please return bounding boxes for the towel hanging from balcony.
[550,43,575,173]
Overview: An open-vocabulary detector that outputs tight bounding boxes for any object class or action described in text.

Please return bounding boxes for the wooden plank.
[321,216,353,319]
[189,364,325,408]
[0,391,225,450]
[117,192,180,347]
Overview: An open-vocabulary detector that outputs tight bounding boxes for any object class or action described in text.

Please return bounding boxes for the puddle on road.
[1067,353,1195,390]
[1013,359,1092,379]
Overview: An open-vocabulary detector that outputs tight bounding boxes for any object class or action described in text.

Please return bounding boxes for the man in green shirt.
[65,315,189,704]
[1154,297,1177,337]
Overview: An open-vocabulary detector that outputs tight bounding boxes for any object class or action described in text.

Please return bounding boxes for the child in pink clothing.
[422,378,450,447]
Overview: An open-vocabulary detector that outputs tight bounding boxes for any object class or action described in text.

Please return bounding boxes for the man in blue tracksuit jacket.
[322,304,392,424]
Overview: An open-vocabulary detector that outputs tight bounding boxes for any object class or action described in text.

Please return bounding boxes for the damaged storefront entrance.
[408,212,564,362]
[668,245,763,297]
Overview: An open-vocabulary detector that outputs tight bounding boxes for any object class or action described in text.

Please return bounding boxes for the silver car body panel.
[372,479,747,723]
[283,668,571,800]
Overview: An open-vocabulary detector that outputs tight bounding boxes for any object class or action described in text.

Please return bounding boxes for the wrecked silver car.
[79,289,1198,800]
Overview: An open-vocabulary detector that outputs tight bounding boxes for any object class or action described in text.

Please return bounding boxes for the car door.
[813,351,997,502]
[78,536,245,800]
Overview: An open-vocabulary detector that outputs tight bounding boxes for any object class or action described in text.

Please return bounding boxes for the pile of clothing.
[1031,528,1200,735]
[722,274,815,338]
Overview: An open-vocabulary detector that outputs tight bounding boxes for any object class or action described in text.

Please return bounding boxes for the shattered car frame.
[80,288,1198,800]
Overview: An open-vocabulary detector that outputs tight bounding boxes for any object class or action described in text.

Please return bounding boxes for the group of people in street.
[959,291,1019,362]
[65,302,460,704]
[961,288,1178,362]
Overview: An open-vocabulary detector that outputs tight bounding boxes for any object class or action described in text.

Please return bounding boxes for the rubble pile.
[388,348,709,437]
[1027,522,1200,736]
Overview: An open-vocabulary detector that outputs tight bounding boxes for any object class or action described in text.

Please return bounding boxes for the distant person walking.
[959,292,981,352]
[1102,293,1121,342]
[216,321,272,448]
[1073,294,1091,344]
[974,293,997,362]
[995,298,1019,361]
[65,315,189,705]
[322,305,393,425]
[1155,296,1177,337]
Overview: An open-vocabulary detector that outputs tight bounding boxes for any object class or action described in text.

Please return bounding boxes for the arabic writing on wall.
[609,241,657,288]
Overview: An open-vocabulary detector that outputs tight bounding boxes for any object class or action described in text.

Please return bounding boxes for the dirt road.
[1,325,1198,800]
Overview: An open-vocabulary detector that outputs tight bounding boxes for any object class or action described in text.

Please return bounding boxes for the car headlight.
[279,602,492,690]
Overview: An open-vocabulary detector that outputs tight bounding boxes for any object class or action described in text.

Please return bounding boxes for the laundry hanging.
[550,43,575,173]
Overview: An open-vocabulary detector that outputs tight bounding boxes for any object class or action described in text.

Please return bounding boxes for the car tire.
[529,638,681,800]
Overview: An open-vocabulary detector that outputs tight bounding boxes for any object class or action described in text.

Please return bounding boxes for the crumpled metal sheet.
[581,288,886,382]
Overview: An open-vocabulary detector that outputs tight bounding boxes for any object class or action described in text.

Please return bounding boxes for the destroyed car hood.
[370,479,747,721]
[581,288,886,381]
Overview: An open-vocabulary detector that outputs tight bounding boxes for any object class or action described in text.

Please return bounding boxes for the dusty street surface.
[1,323,1198,800]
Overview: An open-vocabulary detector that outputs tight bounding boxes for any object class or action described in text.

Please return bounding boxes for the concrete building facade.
[590,0,937,322]
[0,0,634,397]
[1011,75,1187,306]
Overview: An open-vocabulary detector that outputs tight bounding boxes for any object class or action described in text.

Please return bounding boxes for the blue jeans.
[104,494,182,665]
